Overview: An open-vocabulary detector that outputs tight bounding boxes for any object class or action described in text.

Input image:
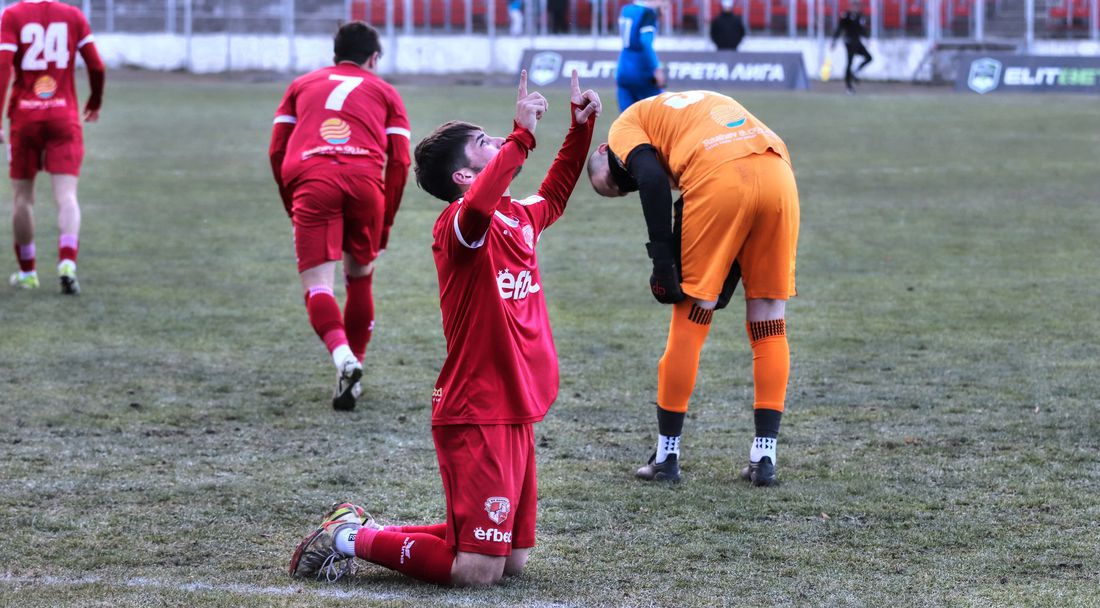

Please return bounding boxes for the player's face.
[464,130,506,173]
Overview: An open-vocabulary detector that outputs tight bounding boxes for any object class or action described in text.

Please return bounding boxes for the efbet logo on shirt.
[497,268,540,301]
[33,75,57,99]
[484,496,511,525]
[319,118,352,144]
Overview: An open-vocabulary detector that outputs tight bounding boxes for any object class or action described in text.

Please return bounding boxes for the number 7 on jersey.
[325,75,364,111]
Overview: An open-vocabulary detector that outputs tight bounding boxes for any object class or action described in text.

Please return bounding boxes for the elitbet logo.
[497,269,540,301]
[473,527,513,543]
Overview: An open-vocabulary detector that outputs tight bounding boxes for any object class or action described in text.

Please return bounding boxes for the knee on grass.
[451,553,507,587]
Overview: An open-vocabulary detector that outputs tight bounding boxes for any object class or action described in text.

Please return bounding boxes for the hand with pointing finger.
[515,69,549,135]
[569,69,602,124]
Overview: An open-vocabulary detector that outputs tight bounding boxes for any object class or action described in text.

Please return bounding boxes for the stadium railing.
[20,0,1096,42]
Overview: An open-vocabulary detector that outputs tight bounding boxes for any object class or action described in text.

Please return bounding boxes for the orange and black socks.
[747,319,789,463]
[655,301,713,463]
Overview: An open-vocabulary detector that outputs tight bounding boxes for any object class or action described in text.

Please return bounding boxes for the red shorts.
[8,120,84,179]
[432,423,537,557]
[289,163,384,273]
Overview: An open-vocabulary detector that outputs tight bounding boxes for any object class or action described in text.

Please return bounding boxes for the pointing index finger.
[518,69,528,100]
[570,69,580,96]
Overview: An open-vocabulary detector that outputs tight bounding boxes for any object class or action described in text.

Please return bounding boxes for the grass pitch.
[1,72,1098,607]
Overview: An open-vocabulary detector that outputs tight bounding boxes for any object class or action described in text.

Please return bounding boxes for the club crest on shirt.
[522,224,535,249]
[484,496,510,525]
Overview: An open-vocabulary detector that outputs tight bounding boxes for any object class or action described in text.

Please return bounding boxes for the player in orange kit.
[587,90,800,486]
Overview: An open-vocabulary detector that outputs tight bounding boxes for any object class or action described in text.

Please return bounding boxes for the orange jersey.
[607,91,790,194]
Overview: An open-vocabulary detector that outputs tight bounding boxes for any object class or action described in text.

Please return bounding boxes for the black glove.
[646,241,685,304]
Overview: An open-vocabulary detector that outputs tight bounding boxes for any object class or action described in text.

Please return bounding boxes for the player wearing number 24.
[0,0,106,295]
[269,21,411,411]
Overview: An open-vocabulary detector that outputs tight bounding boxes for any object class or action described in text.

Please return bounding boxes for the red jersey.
[0,0,104,124]
[431,109,595,426]
[272,63,410,186]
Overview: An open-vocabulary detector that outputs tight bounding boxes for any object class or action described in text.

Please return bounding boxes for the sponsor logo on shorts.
[496,269,540,301]
[399,536,415,564]
[473,526,512,543]
[484,496,511,525]
[33,75,57,99]
[320,118,352,144]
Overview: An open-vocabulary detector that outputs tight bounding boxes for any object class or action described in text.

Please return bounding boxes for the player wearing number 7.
[587,90,800,486]
[269,21,411,411]
[0,0,105,294]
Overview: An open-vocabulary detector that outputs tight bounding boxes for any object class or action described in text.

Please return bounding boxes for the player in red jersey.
[268,22,410,411]
[287,71,601,587]
[0,0,105,294]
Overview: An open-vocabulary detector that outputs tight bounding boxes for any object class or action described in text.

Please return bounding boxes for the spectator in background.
[509,0,524,35]
[547,0,569,33]
[831,0,872,94]
[710,0,745,51]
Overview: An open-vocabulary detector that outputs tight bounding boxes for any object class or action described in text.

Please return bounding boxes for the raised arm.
[534,70,600,224]
[455,70,545,244]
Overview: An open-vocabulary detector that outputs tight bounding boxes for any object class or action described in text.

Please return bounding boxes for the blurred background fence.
[14,0,1095,42]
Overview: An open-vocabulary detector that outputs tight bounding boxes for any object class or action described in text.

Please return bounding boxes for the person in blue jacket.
[616,0,666,111]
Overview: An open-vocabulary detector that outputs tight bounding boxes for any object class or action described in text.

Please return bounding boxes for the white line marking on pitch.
[0,573,574,607]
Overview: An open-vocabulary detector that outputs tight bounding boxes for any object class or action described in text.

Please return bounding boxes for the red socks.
[58,234,78,264]
[354,528,454,585]
[305,286,348,354]
[344,273,375,361]
[14,242,35,272]
[384,523,447,538]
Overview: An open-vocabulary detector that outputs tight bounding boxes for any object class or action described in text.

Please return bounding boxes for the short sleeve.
[384,86,410,139]
[608,102,652,162]
[0,8,19,49]
[273,81,297,123]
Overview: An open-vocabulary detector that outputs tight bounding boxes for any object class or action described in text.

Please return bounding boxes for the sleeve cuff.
[508,122,536,151]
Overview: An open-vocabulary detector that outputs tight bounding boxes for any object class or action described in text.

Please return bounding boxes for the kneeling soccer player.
[288,70,600,586]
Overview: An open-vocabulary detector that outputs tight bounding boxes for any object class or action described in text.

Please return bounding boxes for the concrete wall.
[93,33,1099,80]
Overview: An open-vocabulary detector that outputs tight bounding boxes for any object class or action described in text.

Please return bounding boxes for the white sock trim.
[750,436,777,465]
[333,526,358,557]
[332,345,354,368]
[655,433,681,464]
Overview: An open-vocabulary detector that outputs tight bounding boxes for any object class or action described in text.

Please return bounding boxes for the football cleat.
[9,271,39,289]
[635,451,681,482]
[58,261,80,295]
[289,502,372,582]
[739,456,778,487]
[331,356,363,411]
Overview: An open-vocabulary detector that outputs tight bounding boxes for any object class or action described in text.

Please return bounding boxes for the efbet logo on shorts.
[497,268,540,301]
[320,118,352,144]
[473,526,513,543]
[968,58,1002,94]
[33,75,57,99]
[484,496,510,525]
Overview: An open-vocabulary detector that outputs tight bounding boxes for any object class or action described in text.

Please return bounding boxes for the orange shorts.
[679,151,799,301]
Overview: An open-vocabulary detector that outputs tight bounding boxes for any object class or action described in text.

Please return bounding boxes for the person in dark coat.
[710,0,745,51]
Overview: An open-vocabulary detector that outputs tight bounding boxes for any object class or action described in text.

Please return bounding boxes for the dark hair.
[414,121,481,202]
[334,21,381,65]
